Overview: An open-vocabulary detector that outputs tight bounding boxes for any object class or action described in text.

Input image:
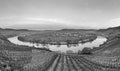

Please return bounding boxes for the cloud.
[0,16,69,25]
[24,17,68,24]
[0,16,71,29]
[108,18,120,27]
[0,16,120,30]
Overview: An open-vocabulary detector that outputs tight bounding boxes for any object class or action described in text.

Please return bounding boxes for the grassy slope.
[0,28,57,71]
[92,26,120,56]
[82,26,120,70]
[23,49,57,71]
[94,36,120,56]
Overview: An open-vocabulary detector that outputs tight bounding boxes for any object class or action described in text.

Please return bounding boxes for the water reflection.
[8,36,107,53]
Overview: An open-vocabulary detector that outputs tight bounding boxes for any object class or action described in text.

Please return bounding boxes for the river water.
[8,36,107,53]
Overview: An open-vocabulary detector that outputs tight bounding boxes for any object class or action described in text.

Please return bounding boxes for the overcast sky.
[0,0,120,30]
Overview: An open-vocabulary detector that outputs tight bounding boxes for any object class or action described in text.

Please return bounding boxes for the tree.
[78,50,81,54]
[66,50,74,54]
[81,47,92,54]
[66,39,71,45]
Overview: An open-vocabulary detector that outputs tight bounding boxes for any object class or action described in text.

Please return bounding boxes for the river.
[8,36,107,53]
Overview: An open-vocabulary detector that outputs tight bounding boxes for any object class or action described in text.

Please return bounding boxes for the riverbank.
[8,36,107,53]
[1,27,120,71]
[17,31,97,45]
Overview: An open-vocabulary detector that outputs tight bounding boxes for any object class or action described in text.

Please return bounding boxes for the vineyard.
[0,27,120,71]
[18,31,120,71]
[43,54,120,71]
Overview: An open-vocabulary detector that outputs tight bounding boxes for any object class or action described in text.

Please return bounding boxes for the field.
[45,54,120,71]
[0,27,120,71]
[18,30,97,45]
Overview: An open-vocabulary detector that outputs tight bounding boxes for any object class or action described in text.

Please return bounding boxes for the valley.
[0,26,120,71]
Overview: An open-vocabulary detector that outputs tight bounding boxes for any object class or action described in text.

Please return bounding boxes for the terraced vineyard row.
[46,54,120,71]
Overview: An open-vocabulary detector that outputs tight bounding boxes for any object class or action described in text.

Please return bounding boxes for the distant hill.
[0,28,29,31]
[0,26,120,32]
[60,26,120,32]
[98,26,120,31]
[107,26,120,30]
[60,29,97,31]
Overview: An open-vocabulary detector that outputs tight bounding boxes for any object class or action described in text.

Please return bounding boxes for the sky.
[0,0,120,30]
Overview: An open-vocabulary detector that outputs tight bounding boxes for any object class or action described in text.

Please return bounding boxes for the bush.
[78,50,81,54]
[81,47,92,54]
[66,50,74,54]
